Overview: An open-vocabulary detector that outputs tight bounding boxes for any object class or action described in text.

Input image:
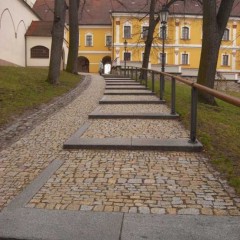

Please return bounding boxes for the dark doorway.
[78,56,89,72]
[102,56,111,74]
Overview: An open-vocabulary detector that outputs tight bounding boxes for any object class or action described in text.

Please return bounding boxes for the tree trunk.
[66,0,80,74]
[142,0,158,71]
[197,0,235,104]
[48,0,67,85]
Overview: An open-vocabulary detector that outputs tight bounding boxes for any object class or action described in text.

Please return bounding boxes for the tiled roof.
[25,21,52,36]
[33,0,240,25]
[32,0,55,21]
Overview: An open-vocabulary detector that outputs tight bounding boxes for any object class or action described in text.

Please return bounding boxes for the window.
[124,25,131,38]
[142,26,149,39]
[31,46,49,58]
[159,53,167,64]
[222,29,230,41]
[106,35,112,47]
[159,26,167,39]
[124,52,131,61]
[222,54,229,66]
[182,26,190,39]
[181,53,189,65]
[85,34,93,46]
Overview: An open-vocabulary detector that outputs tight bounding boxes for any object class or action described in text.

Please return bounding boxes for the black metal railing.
[111,65,240,143]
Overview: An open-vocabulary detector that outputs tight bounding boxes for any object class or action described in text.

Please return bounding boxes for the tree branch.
[217,0,235,32]
[165,0,184,9]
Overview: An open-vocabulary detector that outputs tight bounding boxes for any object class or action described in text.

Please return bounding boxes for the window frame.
[222,54,229,66]
[181,26,190,40]
[123,24,132,39]
[159,52,167,64]
[105,35,112,47]
[159,25,168,39]
[30,45,49,59]
[123,51,131,61]
[141,26,149,39]
[222,28,230,41]
[85,33,93,47]
[181,53,189,65]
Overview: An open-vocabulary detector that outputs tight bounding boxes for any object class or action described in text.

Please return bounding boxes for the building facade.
[1,0,240,81]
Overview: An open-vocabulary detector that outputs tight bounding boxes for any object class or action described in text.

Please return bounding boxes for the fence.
[111,66,240,143]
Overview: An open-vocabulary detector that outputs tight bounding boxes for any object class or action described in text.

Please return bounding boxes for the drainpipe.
[25,35,27,67]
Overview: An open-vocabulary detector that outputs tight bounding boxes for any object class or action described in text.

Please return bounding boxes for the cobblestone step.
[64,121,203,152]
[105,86,147,90]
[105,80,136,82]
[88,106,178,119]
[106,83,141,86]
[89,112,179,119]
[104,91,154,95]
[99,95,165,104]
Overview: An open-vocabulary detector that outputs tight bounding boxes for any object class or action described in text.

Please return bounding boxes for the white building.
[0,0,40,66]
[0,0,68,68]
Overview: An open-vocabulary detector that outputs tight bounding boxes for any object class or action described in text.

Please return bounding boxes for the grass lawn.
[148,77,240,194]
[0,66,82,126]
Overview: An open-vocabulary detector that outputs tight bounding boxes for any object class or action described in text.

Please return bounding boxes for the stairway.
[64,75,203,151]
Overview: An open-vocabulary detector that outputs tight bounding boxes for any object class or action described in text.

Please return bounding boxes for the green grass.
[0,66,82,126]
[148,77,240,194]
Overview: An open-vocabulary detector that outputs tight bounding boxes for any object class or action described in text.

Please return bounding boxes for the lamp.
[124,39,128,76]
[159,5,169,99]
[160,6,169,25]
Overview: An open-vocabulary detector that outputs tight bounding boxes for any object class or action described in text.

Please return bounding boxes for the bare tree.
[142,0,183,71]
[142,0,236,105]
[66,0,80,74]
[142,0,159,71]
[47,0,67,85]
[197,0,235,104]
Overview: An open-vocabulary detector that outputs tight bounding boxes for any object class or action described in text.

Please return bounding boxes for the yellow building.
[34,0,240,80]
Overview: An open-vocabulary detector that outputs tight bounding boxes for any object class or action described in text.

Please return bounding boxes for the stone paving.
[81,119,189,139]
[27,150,240,215]
[100,95,160,101]
[0,74,103,210]
[92,104,170,114]
[1,74,240,216]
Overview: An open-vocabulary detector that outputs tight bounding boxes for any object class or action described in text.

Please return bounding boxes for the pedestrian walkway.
[64,76,202,151]
[0,74,239,240]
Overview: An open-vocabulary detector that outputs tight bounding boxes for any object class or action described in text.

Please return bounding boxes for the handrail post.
[131,67,133,79]
[152,71,155,92]
[135,68,138,81]
[160,73,164,100]
[145,70,148,88]
[190,87,198,143]
[171,77,176,115]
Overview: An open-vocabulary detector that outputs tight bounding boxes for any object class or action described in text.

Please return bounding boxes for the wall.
[26,35,69,68]
[77,25,112,72]
[0,0,39,66]
[26,37,51,66]
[112,13,240,75]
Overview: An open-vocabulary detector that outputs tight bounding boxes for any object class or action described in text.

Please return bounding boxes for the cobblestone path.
[1,74,240,216]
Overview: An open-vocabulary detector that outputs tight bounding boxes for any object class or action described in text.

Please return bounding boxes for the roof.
[33,0,240,25]
[20,0,42,20]
[25,21,52,36]
[32,0,55,21]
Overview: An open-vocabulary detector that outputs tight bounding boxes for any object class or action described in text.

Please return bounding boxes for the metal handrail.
[111,65,240,144]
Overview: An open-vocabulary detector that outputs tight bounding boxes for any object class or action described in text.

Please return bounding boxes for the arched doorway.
[102,56,111,74]
[78,56,89,73]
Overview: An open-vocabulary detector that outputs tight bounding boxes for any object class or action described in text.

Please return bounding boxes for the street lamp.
[159,5,169,99]
[124,39,128,76]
